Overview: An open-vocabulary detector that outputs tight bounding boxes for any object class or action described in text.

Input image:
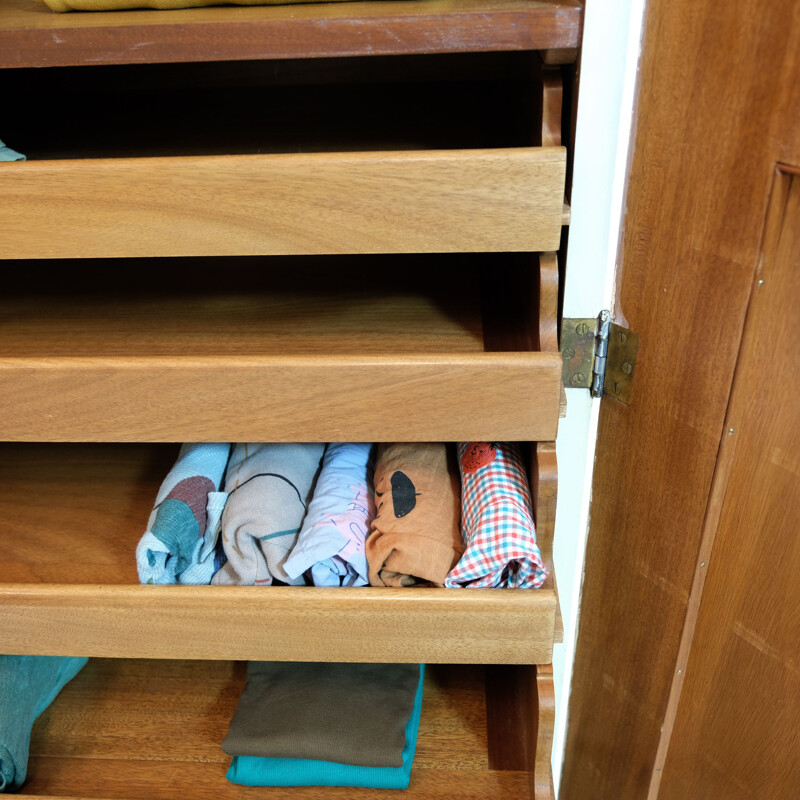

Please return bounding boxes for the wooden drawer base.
[16,659,551,800]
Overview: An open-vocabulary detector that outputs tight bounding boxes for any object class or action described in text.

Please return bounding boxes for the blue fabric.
[0,655,87,792]
[0,140,25,162]
[226,664,425,788]
[284,443,375,587]
[137,442,230,585]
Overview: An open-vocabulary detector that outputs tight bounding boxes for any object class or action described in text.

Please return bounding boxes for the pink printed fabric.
[445,442,548,589]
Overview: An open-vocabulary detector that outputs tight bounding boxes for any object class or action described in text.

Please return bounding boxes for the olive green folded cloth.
[39,0,354,12]
[222,661,420,768]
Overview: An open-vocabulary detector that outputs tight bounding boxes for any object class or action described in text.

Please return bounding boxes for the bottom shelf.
[22,659,543,799]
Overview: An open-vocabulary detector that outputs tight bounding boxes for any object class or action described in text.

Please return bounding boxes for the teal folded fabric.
[226,664,425,789]
[0,140,25,161]
[0,655,88,792]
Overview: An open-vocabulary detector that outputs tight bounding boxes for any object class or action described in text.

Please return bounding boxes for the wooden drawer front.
[0,585,557,664]
[0,147,566,258]
[0,352,563,442]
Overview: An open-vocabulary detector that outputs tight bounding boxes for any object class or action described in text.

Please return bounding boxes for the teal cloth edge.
[0,656,88,792]
[226,663,425,789]
[0,140,25,161]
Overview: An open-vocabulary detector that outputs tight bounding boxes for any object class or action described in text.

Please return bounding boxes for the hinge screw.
[621,361,633,375]
[563,347,575,360]
[571,372,586,386]
[576,323,590,336]
[612,382,622,394]
[618,331,627,343]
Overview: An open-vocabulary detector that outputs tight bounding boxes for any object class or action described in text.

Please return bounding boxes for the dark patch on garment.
[390,471,420,518]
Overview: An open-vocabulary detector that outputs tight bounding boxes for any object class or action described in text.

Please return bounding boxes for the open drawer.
[0,440,560,664]
[0,54,566,258]
[17,659,554,800]
[0,252,563,442]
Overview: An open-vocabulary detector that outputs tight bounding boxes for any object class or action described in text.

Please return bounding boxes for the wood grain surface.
[0,147,566,258]
[18,659,531,798]
[0,352,563,442]
[561,1,800,797]
[534,664,555,800]
[0,582,557,663]
[0,0,583,68]
[0,442,558,663]
[0,256,484,358]
[656,173,800,799]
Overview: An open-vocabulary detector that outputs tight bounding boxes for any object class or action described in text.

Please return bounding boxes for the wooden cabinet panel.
[657,173,800,800]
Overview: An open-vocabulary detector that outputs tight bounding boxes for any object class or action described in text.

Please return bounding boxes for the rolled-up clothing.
[366,442,462,587]
[0,655,87,792]
[212,443,325,586]
[284,442,375,587]
[39,0,357,13]
[224,664,425,790]
[137,442,231,585]
[222,661,420,767]
[446,442,548,589]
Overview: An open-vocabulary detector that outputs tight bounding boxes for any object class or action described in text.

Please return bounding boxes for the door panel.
[658,172,800,800]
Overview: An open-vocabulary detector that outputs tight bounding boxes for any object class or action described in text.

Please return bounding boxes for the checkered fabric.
[445,442,548,589]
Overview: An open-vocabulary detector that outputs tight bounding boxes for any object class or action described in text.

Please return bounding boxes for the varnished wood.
[18,659,531,798]
[561,1,800,797]
[534,665,555,800]
[532,442,561,643]
[0,583,558,663]
[0,0,583,69]
[0,442,558,662]
[657,173,800,800]
[538,253,560,353]
[0,148,566,258]
[541,71,562,148]
[0,352,563,442]
[0,256,484,358]
[484,663,555,800]
[0,253,563,440]
[647,173,797,799]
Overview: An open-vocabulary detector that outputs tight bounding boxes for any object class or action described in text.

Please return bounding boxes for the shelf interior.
[0,53,540,160]
[22,658,532,799]
[0,255,490,357]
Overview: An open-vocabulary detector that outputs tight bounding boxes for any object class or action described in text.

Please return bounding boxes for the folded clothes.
[212,443,325,586]
[446,442,548,589]
[222,661,419,767]
[0,655,87,792]
[137,442,231,585]
[284,443,375,587]
[0,140,25,162]
[39,0,356,12]
[225,664,425,789]
[366,442,462,587]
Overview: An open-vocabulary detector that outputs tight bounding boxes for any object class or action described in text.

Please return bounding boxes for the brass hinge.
[560,312,639,404]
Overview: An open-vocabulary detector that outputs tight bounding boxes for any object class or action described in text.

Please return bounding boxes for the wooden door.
[561,1,800,797]
[654,169,800,800]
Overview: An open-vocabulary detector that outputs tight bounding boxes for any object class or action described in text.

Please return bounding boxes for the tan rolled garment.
[366,442,462,587]
[40,0,354,12]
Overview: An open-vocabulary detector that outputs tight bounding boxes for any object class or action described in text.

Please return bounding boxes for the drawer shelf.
[0,442,558,663]
[20,659,541,799]
[0,0,583,69]
[0,54,566,259]
[0,255,563,442]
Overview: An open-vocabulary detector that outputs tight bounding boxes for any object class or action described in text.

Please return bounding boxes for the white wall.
[551,1,646,793]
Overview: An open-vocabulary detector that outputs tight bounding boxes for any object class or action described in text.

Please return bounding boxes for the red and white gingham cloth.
[445,442,548,589]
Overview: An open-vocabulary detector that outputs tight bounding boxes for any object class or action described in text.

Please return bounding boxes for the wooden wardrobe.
[0,1,582,797]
